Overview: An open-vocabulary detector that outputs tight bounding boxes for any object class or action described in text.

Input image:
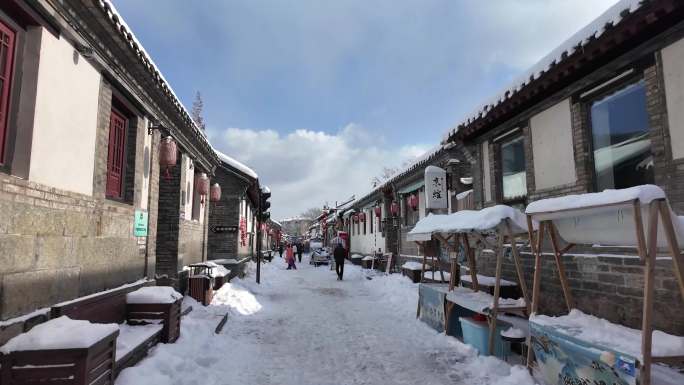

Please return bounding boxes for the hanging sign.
[134,210,148,237]
[424,165,447,210]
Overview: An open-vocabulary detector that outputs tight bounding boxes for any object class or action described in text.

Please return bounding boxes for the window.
[106,109,127,198]
[500,136,526,202]
[369,210,373,234]
[0,20,15,164]
[590,80,653,191]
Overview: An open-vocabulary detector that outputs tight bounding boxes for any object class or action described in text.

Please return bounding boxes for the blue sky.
[113,0,618,219]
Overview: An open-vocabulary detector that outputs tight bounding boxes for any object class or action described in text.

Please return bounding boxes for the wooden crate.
[188,276,213,306]
[402,268,422,283]
[0,331,118,385]
[126,299,182,343]
[213,276,226,290]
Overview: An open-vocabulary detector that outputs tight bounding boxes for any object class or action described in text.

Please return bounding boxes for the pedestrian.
[278,244,283,258]
[296,242,303,263]
[333,242,345,280]
[286,244,297,270]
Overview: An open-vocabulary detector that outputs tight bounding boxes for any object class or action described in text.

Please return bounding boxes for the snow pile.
[408,205,529,241]
[460,274,517,287]
[351,254,364,259]
[526,184,666,214]
[531,309,684,358]
[0,316,118,353]
[211,282,263,315]
[447,287,526,313]
[116,323,163,359]
[402,261,424,271]
[423,271,451,281]
[362,256,375,261]
[501,327,526,339]
[213,147,258,179]
[127,286,183,304]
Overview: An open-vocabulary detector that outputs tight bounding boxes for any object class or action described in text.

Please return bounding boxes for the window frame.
[105,107,128,199]
[582,72,654,193]
[0,16,16,167]
[496,133,527,207]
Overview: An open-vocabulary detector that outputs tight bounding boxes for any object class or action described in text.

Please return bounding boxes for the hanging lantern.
[359,212,366,222]
[210,183,221,202]
[408,194,419,211]
[159,136,178,181]
[352,213,359,223]
[195,173,209,204]
[390,201,399,216]
[374,206,382,218]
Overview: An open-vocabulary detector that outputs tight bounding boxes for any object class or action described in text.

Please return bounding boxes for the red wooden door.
[106,110,127,198]
[0,20,16,164]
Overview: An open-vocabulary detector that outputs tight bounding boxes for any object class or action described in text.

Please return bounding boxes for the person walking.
[296,242,303,263]
[278,244,284,258]
[286,244,297,270]
[333,242,345,280]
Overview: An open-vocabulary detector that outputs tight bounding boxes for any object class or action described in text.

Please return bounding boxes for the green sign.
[134,210,148,237]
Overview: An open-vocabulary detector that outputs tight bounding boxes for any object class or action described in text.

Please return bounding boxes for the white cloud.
[209,124,429,219]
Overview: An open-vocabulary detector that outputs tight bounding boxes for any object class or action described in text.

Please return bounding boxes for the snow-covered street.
[116,256,535,385]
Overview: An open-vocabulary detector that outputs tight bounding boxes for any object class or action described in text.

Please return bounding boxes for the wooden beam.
[506,220,530,313]
[547,222,574,311]
[527,220,545,369]
[641,200,659,385]
[633,200,648,263]
[657,200,684,301]
[488,233,505,355]
[463,234,479,291]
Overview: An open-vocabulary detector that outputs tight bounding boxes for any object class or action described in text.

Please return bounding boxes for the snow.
[526,184,666,214]
[213,147,258,180]
[443,0,643,142]
[446,287,526,313]
[116,256,536,385]
[116,323,163,360]
[188,261,231,277]
[423,271,451,281]
[460,274,517,287]
[402,261,424,271]
[127,286,183,304]
[52,279,149,308]
[0,316,118,353]
[455,189,473,201]
[362,256,375,261]
[501,327,526,339]
[408,205,530,241]
[0,307,50,328]
[351,254,364,259]
[530,309,684,359]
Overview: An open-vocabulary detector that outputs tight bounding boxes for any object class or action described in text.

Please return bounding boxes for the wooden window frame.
[0,18,16,166]
[496,133,527,208]
[105,108,128,199]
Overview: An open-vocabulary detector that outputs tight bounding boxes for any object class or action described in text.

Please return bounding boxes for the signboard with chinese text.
[424,166,447,210]
[134,210,148,237]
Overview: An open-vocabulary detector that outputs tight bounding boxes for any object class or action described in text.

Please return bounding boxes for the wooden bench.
[49,280,177,376]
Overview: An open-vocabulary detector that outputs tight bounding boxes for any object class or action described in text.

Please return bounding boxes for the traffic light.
[259,187,271,221]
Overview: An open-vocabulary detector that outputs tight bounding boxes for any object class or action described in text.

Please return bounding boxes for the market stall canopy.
[407,205,530,242]
[526,184,684,247]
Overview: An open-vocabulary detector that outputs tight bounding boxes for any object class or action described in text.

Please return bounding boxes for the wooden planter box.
[351,257,363,266]
[402,268,422,283]
[0,331,118,385]
[361,259,375,269]
[214,275,226,290]
[126,299,182,343]
[188,276,213,306]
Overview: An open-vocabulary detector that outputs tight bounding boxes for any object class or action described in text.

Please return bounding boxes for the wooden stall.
[525,185,684,385]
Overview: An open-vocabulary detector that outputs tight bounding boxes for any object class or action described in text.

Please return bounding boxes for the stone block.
[64,210,97,237]
[0,234,35,274]
[1,267,80,319]
[34,236,77,269]
[101,213,134,238]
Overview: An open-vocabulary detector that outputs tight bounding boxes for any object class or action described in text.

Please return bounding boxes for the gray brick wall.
[207,167,249,260]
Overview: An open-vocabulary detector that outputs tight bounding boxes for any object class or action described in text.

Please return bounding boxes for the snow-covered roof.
[443,0,644,142]
[213,148,258,180]
[97,1,212,149]
[261,185,271,194]
[407,205,529,241]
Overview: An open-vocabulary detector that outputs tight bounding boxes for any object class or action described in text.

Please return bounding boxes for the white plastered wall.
[662,37,684,160]
[530,98,577,189]
[29,29,100,195]
[349,208,385,255]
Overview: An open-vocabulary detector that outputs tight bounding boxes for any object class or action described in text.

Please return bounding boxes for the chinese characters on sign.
[239,217,248,247]
[424,166,447,210]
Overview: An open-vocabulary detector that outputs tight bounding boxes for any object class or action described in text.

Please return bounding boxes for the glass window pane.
[590,80,653,191]
[501,136,527,200]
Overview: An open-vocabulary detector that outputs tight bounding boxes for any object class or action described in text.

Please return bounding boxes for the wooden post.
[657,200,684,301]
[547,222,574,311]
[463,234,479,291]
[641,200,659,385]
[448,234,460,291]
[488,232,505,356]
[527,219,545,369]
[634,200,648,263]
[506,220,530,313]
[418,241,426,283]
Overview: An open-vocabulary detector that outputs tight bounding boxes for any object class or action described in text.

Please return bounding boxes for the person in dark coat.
[297,242,303,263]
[333,243,346,280]
[278,244,284,258]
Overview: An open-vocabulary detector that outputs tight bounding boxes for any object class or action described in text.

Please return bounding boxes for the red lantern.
[352,213,359,223]
[374,206,382,218]
[210,183,221,202]
[359,212,366,222]
[159,136,177,181]
[195,173,209,204]
[408,194,419,211]
[390,201,399,216]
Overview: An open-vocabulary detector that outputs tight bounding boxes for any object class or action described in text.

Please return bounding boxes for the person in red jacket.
[285,244,297,270]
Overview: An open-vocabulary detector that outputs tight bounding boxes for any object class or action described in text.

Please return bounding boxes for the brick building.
[443,0,684,334]
[0,0,219,326]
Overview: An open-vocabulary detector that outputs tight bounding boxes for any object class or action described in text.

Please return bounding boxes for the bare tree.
[300,207,323,219]
[191,91,206,130]
[371,166,400,187]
